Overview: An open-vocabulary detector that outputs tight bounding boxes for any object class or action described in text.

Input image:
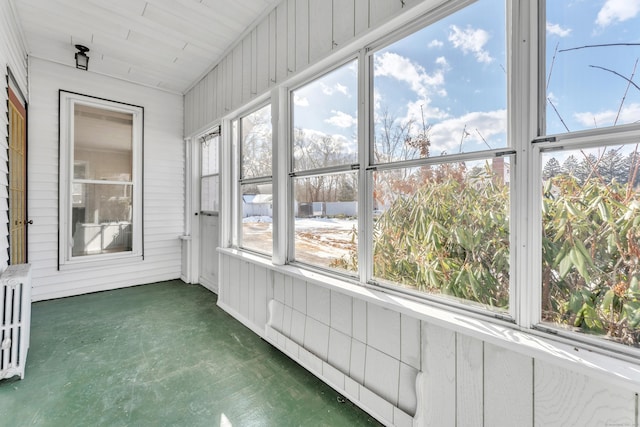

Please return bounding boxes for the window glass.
[71,104,135,257]
[201,133,220,213]
[74,104,132,181]
[241,183,273,254]
[292,61,358,171]
[365,0,510,310]
[546,2,640,134]
[293,172,358,272]
[541,143,640,346]
[241,105,272,179]
[290,60,359,272]
[372,0,507,163]
[239,105,272,255]
[371,158,510,310]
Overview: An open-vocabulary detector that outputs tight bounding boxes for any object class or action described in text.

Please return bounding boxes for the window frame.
[287,57,361,275]
[234,101,274,256]
[58,90,144,269]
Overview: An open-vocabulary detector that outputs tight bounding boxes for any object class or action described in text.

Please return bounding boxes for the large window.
[539,2,640,347]
[238,104,273,255]
[290,60,359,273]
[59,91,143,266]
[366,0,510,310]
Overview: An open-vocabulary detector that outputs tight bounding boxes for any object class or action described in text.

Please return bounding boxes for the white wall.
[0,1,28,273]
[187,0,640,426]
[28,58,184,301]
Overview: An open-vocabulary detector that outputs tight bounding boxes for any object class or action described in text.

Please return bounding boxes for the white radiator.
[0,264,31,380]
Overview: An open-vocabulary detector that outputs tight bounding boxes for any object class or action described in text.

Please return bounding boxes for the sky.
[291,0,640,160]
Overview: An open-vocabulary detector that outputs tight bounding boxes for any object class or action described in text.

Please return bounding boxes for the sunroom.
[1,0,639,426]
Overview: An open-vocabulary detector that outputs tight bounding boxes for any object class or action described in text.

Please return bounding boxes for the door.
[8,81,28,264]
[199,129,220,292]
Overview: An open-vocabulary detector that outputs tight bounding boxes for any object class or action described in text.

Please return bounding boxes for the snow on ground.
[242,216,358,264]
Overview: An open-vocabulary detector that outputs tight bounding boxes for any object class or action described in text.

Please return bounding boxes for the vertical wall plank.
[287,0,296,76]
[354,0,370,37]
[332,0,355,48]
[484,343,533,427]
[256,19,270,95]
[251,28,258,97]
[232,43,243,110]
[215,64,223,118]
[309,0,333,63]
[224,55,233,113]
[534,360,637,427]
[242,35,252,103]
[295,0,309,71]
[268,10,277,86]
[456,334,484,426]
[421,322,456,427]
[275,2,288,83]
[369,0,402,28]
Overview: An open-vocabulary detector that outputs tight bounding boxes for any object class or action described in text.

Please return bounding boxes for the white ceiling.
[12,0,279,94]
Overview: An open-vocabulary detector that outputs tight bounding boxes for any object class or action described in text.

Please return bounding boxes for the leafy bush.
[333,159,640,347]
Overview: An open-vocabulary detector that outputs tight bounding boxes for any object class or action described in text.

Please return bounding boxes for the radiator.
[0,264,31,380]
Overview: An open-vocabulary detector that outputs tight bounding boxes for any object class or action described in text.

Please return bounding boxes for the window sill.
[59,253,143,272]
[219,247,640,392]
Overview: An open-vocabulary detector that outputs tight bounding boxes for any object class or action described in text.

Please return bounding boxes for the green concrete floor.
[0,280,382,426]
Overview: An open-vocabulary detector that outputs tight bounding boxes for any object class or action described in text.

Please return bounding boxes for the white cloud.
[448,25,493,64]
[374,51,445,99]
[429,39,444,48]
[573,103,640,127]
[596,0,640,27]
[325,110,357,128]
[321,83,334,95]
[335,83,349,96]
[546,22,572,37]
[428,109,507,153]
[294,94,309,107]
[435,56,449,68]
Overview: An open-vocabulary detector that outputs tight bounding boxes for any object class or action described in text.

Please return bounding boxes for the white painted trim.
[58,91,144,269]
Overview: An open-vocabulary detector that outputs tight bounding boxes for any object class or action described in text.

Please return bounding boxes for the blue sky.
[292,0,640,159]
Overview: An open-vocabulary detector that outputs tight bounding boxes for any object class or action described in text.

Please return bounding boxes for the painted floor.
[0,280,382,426]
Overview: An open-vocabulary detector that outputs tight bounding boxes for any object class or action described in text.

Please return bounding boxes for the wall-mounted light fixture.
[75,44,90,70]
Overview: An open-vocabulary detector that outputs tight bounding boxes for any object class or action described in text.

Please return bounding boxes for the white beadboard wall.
[0,1,28,273]
[28,58,184,301]
[189,0,640,426]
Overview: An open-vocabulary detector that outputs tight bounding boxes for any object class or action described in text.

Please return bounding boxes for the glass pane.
[74,104,133,181]
[201,175,219,212]
[241,182,273,254]
[546,2,640,134]
[372,158,510,310]
[202,134,219,176]
[292,61,358,171]
[71,183,133,256]
[541,143,640,346]
[241,105,272,179]
[293,172,358,273]
[372,0,506,163]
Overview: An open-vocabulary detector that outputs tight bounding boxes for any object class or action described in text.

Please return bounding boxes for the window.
[238,104,273,255]
[539,2,640,347]
[290,60,358,273]
[201,129,220,213]
[59,91,143,267]
[365,0,510,311]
